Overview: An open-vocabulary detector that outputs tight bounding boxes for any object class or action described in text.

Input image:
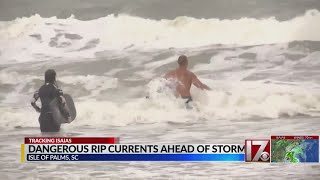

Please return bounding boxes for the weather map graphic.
[271,136,319,163]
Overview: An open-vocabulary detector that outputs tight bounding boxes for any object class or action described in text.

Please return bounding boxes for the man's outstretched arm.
[192,73,211,90]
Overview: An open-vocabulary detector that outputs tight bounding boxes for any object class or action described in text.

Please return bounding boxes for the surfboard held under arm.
[49,94,76,124]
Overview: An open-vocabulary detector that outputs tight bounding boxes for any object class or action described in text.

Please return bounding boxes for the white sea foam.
[1,77,319,129]
[0,10,320,63]
[59,75,118,97]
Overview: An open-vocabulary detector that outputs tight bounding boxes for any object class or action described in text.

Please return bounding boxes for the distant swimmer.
[31,69,70,132]
[164,55,211,108]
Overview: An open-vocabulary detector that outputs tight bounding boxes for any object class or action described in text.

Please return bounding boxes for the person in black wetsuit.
[31,69,70,132]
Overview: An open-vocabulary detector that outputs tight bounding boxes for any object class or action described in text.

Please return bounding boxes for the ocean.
[0,0,320,179]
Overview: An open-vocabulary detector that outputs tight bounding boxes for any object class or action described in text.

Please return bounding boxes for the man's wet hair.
[178,55,188,66]
[45,69,56,83]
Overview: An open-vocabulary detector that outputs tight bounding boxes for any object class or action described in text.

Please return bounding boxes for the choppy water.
[0,0,320,179]
[1,0,320,21]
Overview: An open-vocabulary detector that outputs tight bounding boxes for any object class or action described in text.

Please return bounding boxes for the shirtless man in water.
[164,55,211,105]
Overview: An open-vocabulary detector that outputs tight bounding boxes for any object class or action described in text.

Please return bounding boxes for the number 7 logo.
[245,139,270,162]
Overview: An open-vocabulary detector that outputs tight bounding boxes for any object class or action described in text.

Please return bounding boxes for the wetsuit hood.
[45,69,56,84]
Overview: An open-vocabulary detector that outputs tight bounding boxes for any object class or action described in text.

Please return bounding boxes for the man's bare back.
[165,55,210,98]
[165,69,194,97]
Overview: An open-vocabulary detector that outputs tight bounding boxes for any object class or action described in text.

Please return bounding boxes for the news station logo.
[245,139,270,162]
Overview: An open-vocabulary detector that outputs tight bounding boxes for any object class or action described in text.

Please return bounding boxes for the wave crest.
[0,10,320,63]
